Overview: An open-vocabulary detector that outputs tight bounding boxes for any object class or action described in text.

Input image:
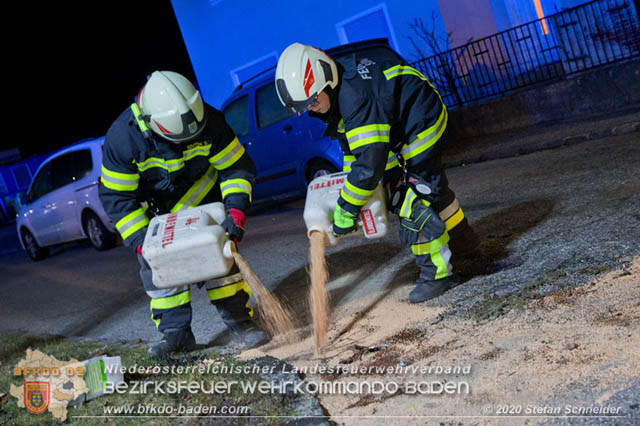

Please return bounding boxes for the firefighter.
[99,71,269,357]
[275,43,480,303]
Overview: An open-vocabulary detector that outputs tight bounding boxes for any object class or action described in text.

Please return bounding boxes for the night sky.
[10,1,196,158]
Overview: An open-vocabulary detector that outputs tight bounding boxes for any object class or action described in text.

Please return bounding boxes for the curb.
[444,120,640,168]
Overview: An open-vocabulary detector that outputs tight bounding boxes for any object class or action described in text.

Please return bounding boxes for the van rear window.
[223,96,249,137]
[256,83,291,128]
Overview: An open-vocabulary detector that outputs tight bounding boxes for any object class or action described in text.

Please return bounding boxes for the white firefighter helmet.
[275,43,338,113]
[137,71,206,143]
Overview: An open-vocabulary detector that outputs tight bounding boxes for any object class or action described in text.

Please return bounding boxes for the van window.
[52,153,75,190]
[256,83,291,128]
[223,96,249,137]
[29,162,53,202]
[72,149,93,181]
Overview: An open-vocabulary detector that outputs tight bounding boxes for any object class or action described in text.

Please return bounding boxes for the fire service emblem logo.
[24,381,50,415]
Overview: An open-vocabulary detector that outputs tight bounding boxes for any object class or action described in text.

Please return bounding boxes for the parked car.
[221,38,393,204]
[16,137,118,260]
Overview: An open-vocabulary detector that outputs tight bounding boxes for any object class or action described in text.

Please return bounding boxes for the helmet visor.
[276,78,317,113]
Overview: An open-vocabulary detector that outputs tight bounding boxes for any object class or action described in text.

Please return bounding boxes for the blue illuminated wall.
[170,0,447,108]
[170,0,593,108]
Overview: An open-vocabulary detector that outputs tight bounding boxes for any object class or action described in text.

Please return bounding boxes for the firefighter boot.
[148,328,196,358]
[211,285,270,348]
[227,321,270,348]
[409,275,460,303]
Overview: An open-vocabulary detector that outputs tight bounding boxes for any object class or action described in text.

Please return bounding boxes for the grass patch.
[0,334,299,425]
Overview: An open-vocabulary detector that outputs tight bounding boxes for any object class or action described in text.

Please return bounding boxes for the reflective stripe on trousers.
[410,231,453,280]
[137,254,253,332]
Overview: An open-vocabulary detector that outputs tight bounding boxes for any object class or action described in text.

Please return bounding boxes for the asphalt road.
[0,131,638,350]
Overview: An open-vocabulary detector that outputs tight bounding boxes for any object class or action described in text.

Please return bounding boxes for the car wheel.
[21,228,50,261]
[306,160,338,184]
[83,211,117,251]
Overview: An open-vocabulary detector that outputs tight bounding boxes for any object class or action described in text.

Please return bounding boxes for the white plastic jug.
[141,202,235,288]
[303,172,389,245]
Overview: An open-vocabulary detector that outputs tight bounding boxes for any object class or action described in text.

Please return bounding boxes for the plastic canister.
[303,171,389,245]
[141,202,235,288]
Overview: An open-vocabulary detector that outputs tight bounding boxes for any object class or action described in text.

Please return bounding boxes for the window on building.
[223,95,250,138]
[230,53,278,87]
[335,4,400,52]
[255,83,292,129]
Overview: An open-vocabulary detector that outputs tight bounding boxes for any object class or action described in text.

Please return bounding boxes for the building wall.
[437,0,500,46]
[171,0,447,108]
[171,0,598,109]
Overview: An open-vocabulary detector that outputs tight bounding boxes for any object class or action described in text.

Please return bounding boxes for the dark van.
[221,39,392,204]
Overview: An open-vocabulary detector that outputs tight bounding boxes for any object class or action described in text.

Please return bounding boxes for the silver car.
[16,138,118,260]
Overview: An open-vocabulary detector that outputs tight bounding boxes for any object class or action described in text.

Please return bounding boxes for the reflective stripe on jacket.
[322,46,447,214]
[99,104,256,248]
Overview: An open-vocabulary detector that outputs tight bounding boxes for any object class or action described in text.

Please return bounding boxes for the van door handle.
[282,124,293,133]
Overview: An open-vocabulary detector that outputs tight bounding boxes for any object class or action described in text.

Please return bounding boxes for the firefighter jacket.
[99,104,256,249]
[318,46,448,215]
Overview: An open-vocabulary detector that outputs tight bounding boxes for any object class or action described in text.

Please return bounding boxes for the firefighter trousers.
[137,254,254,333]
[389,157,480,282]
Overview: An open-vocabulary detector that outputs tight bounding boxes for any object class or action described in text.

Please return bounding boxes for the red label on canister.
[361,209,377,235]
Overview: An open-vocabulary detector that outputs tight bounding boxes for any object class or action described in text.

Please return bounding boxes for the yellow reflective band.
[383,65,447,111]
[401,108,448,161]
[183,143,212,161]
[399,188,418,219]
[210,137,245,170]
[170,165,218,212]
[343,155,355,172]
[383,65,427,81]
[432,249,449,279]
[346,124,390,151]
[386,152,399,170]
[101,165,139,191]
[220,178,252,201]
[207,280,252,301]
[411,231,450,256]
[136,156,185,173]
[150,290,191,311]
[345,123,391,139]
[115,208,149,240]
[340,179,373,207]
[445,208,464,231]
[337,119,345,133]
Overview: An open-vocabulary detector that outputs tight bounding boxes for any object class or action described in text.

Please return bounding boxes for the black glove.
[221,208,246,242]
[399,201,446,247]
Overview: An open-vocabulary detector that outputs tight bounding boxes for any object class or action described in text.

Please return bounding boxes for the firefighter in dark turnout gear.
[276,43,480,303]
[99,71,268,357]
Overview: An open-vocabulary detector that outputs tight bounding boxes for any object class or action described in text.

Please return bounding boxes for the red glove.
[221,208,246,242]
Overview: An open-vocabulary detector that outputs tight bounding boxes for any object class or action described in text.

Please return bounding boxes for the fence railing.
[410,0,640,109]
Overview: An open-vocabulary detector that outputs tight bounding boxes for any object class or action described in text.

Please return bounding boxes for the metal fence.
[411,0,640,109]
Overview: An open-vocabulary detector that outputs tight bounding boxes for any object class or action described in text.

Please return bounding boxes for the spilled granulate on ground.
[240,257,640,425]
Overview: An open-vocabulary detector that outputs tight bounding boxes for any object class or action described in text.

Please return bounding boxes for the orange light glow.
[534,0,549,34]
